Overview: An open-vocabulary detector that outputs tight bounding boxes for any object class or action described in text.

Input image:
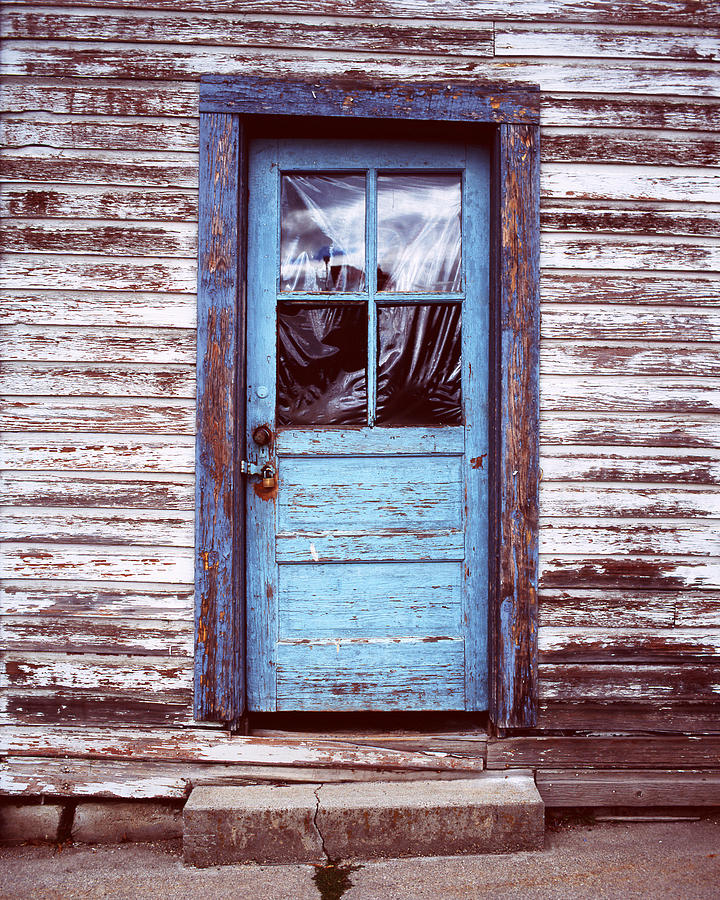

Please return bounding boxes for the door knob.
[252,424,273,446]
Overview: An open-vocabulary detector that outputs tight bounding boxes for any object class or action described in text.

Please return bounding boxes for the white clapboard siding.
[0,434,195,472]
[540,129,720,168]
[541,204,720,238]
[3,43,720,96]
[1,471,195,509]
[495,24,720,61]
[0,253,197,292]
[0,10,496,57]
[540,413,720,448]
[1,219,198,256]
[540,484,720,518]
[3,1,717,27]
[541,344,720,377]
[1,148,200,188]
[0,507,194,547]
[0,325,195,363]
[1,580,194,618]
[3,291,197,328]
[539,519,718,556]
[540,446,720,484]
[0,184,199,221]
[0,362,195,399]
[541,234,720,272]
[541,306,720,342]
[540,273,720,306]
[540,555,720,590]
[1,544,194,583]
[0,398,195,433]
[539,628,720,661]
[540,375,720,413]
[542,164,720,203]
[0,116,200,153]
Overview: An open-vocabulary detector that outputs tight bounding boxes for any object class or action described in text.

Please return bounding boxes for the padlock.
[261,463,275,489]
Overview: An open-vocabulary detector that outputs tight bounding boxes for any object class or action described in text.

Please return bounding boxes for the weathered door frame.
[194,76,540,730]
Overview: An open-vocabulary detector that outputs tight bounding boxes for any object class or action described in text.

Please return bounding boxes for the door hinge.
[240,460,263,476]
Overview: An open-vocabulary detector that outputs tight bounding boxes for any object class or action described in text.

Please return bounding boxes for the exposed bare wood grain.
[541,484,720,518]
[538,702,720,732]
[540,448,720,483]
[540,555,720,590]
[541,95,720,131]
[539,587,679,628]
[542,129,720,168]
[542,165,720,203]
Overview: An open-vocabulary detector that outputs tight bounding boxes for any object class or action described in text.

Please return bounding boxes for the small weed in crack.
[313,860,362,900]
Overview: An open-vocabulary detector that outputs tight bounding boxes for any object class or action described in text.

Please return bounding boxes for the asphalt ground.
[1,814,719,899]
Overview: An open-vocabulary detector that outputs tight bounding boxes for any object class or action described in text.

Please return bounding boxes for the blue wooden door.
[246,139,490,711]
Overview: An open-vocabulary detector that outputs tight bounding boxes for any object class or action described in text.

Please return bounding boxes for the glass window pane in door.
[377,174,461,293]
[376,304,462,425]
[280,174,366,292]
[277,303,367,425]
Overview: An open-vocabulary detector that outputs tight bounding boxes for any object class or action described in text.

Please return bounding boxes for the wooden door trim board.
[195,76,541,730]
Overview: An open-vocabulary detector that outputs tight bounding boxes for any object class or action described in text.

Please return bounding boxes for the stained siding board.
[194,112,243,724]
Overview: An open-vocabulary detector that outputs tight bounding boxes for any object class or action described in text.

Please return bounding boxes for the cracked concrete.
[312,785,331,862]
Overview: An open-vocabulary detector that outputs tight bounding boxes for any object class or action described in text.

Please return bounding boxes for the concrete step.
[183,774,544,867]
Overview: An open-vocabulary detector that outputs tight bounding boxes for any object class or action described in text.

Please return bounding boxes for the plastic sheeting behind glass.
[377,174,461,293]
[281,174,366,292]
[277,304,367,426]
[376,304,462,426]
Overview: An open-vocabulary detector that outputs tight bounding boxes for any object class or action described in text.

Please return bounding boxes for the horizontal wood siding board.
[540,556,720,590]
[3,1,718,27]
[0,434,195,472]
[538,702,720,733]
[1,581,193,618]
[493,122,540,728]
[541,273,720,306]
[539,663,720,702]
[201,76,540,123]
[1,399,195,434]
[539,588,720,628]
[539,449,720,484]
[539,626,720,663]
[3,292,196,329]
[537,770,720,807]
[3,696,195,728]
[2,12,495,58]
[487,736,720,768]
[1,725,484,772]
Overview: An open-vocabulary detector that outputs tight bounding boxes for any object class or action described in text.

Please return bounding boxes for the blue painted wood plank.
[200,76,540,125]
[194,112,243,725]
[278,561,463,640]
[493,122,541,728]
[276,640,466,711]
[276,530,465,564]
[277,426,464,456]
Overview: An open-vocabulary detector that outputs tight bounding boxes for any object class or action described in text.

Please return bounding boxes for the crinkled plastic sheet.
[280,174,366,292]
[277,304,367,426]
[377,174,462,293]
[376,304,462,425]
